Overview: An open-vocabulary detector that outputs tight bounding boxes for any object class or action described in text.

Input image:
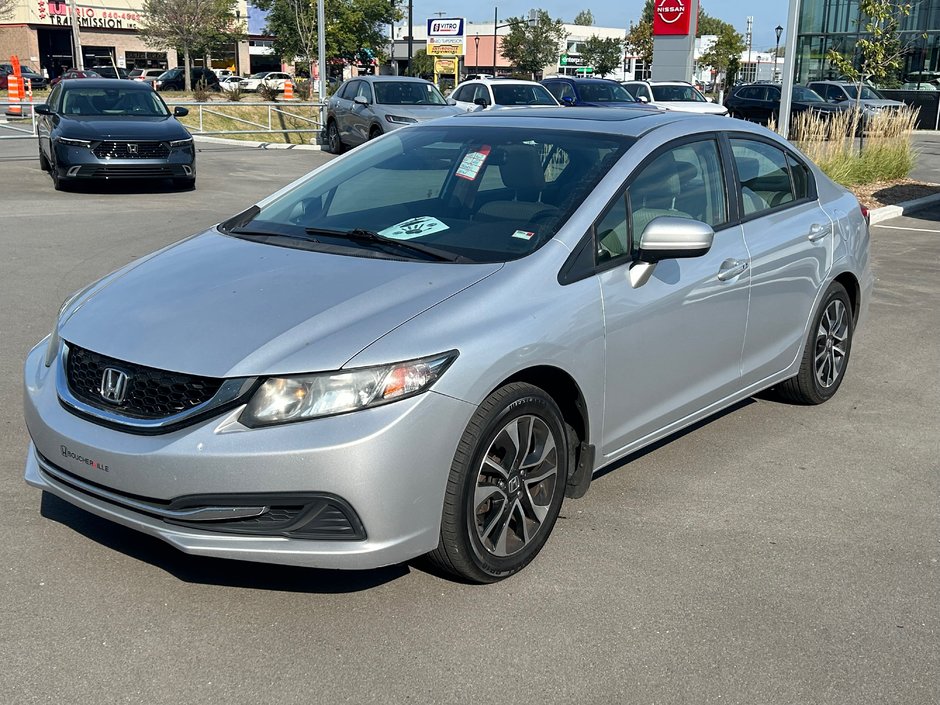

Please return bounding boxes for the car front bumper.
[23,339,476,569]
[53,142,195,180]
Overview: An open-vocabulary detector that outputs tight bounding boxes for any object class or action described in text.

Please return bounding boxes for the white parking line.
[875,224,940,233]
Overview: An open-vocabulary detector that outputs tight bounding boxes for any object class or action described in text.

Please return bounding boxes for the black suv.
[724,83,845,124]
[540,76,643,108]
[154,67,220,91]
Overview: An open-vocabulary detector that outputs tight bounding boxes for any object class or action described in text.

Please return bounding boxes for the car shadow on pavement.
[39,492,409,592]
[60,178,194,195]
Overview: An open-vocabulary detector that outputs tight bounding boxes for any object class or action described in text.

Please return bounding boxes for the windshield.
[228,126,631,263]
[650,84,706,102]
[249,72,268,79]
[373,81,447,105]
[157,69,178,80]
[129,69,143,77]
[844,85,884,100]
[578,81,636,103]
[491,84,558,106]
[793,86,825,102]
[61,87,171,117]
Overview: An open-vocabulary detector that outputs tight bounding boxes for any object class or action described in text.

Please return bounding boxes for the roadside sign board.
[427,17,465,56]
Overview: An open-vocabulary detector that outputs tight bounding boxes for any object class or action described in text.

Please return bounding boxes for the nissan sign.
[653,0,692,36]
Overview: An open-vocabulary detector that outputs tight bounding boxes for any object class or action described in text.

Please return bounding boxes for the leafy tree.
[139,0,240,91]
[580,35,624,77]
[573,9,594,25]
[697,24,746,89]
[254,0,399,73]
[826,0,916,90]
[625,20,652,65]
[500,10,568,79]
[409,49,434,78]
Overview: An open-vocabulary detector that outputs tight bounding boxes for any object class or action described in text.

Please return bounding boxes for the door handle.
[717,259,748,281]
[808,223,832,242]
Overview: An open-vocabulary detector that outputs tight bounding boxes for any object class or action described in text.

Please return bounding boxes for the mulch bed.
[849,178,940,209]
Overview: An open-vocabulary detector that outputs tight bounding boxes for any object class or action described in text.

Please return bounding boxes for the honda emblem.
[99,368,130,404]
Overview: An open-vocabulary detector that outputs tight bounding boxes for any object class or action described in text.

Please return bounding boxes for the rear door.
[451,82,478,111]
[332,80,360,142]
[729,135,833,384]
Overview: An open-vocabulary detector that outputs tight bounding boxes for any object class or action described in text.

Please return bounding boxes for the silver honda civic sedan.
[23,109,872,583]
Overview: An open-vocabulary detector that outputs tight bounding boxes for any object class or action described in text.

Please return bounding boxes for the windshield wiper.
[304,227,463,262]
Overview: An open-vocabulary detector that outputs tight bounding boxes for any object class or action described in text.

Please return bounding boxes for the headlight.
[169,137,193,147]
[239,351,458,427]
[56,137,91,147]
[385,114,418,124]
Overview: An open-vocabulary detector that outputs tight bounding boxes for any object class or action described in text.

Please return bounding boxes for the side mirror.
[629,217,714,287]
[173,106,189,117]
[353,95,369,106]
[34,103,52,115]
[561,95,575,106]
[638,95,649,103]
[473,97,490,108]
[446,97,457,105]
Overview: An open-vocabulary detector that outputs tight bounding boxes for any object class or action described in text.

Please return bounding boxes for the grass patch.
[787,108,918,186]
[172,102,323,144]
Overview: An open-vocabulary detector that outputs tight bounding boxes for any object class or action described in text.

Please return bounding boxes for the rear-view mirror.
[174,106,189,117]
[34,103,51,115]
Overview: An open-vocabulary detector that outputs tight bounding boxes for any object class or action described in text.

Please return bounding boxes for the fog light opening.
[182,165,193,176]
[66,166,81,177]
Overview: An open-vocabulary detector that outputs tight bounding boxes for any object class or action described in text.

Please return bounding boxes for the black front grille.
[66,344,224,419]
[92,141,169,159]
[85,165,174,177]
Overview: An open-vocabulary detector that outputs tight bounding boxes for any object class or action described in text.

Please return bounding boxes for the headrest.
[736,156,762,182]
[496,144,545,201]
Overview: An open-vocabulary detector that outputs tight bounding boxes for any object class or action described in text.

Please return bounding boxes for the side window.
[356,82,372,102]
[786,153,813,200]
[731,139,795,216]
[339,81,358,99]
[594,195,629,262]
[48,85,61,112]
[453,85,471,102]
[622,84,639,99]
[627,139,727,250]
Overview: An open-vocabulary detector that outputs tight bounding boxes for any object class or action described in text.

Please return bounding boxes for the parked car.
[219,75,244,92]
[212,68,235,79]
[154,67,221,92]
[23,108,871,583]
[540,76,648,109]
[34,79,195,190]
[621,80,728,115]
[238,71,293,93]
[448,78,559,111]
[324,75,462,152]
[0,63,48,90]
[49,68,101,87]
[807,80,907,118]
[91,66,130,80]
[129,68,166,83]
[724,83,846,124]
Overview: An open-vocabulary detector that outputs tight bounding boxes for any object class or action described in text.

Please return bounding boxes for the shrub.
[258,83,279,102]
[192,79,212,102]
[225,85,244,102]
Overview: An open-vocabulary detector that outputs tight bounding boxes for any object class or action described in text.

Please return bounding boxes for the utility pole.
[67,0,84,70]
[318,0,326,110]
[493,7,498,75]
[745,16,753,82]
[407,0,414,75]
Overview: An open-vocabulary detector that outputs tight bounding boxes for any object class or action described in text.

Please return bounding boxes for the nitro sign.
[653,0,692,36]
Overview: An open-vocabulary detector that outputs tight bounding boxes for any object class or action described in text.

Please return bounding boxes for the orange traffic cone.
[283,80,294,100]
[5,75,22,116]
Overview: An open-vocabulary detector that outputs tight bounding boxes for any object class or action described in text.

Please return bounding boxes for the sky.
[406,1,789,52]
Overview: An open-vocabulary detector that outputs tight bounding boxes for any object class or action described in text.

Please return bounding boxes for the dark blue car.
[541,77,648,109]
[35,79,195,191]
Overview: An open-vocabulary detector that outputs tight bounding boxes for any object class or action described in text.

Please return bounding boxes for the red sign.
[653,0,692,36]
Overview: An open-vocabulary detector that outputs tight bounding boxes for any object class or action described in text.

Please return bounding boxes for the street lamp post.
[774,25,784,82]
[474,34,480,72]
[493,7,498,75]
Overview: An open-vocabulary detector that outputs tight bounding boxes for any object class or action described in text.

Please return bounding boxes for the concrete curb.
[193,134,323,151]
[869,192,940,224]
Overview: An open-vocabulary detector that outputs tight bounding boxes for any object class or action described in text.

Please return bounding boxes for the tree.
[697,24,746,89]
[0,0,16,20]
[826,0,916,89]
[580,35,624,77]
[625,20,652,66]
[254,0,399,73]
[573,9,594,25]
[501,10,568,79]
[409,49,434,78]
[139,0,240,91]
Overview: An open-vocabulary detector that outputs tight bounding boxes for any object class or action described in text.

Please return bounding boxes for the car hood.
[59,229,502,378]
[860,99,906,109]
[376,104,464,121]
[60,115,190,140]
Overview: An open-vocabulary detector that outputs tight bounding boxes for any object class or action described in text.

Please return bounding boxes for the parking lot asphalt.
[1,137,937,705]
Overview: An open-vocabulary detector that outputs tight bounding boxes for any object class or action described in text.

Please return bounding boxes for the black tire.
[368,126,382,140]
[50,157,69,191]
[775,282,854,405]
[38,148,50,172]
[173,177,196,190]
[325,120,343,154]
[428,382,568,583]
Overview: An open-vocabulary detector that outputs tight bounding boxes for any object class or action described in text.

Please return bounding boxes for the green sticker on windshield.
[379,216,450,240]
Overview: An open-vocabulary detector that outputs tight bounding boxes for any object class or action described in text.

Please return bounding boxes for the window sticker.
[379,216,450,240]
[455,145,491,181]
[512,230,536,240]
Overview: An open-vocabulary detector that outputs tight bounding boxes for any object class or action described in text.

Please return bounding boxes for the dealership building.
[0,0,251,78]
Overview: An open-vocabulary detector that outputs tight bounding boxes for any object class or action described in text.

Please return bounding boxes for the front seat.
[474,143,558,223]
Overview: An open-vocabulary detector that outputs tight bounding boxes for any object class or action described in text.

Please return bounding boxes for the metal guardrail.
[0,100,327,140]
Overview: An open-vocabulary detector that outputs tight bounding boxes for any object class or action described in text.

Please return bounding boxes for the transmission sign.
[427,17,465,56]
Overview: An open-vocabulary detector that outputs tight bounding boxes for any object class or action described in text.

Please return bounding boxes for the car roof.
[543,76,621,84]
[447,106,711,136]
[356,75,433,84]
[59,78,156,90]
[460,78,545,86]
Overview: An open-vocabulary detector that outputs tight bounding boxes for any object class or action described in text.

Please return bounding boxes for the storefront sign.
[653,0,691,36]
[434,57,456,74]
[428,39,464,56]
[34,0,142,30]
[427,17,465,56]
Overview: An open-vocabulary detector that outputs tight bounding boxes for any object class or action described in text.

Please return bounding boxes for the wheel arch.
[833,270,861,324]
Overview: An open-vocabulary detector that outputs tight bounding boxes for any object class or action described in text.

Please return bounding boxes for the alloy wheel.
[814,299,849,388]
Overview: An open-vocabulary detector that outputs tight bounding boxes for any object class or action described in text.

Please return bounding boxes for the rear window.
[491,84,557,106]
